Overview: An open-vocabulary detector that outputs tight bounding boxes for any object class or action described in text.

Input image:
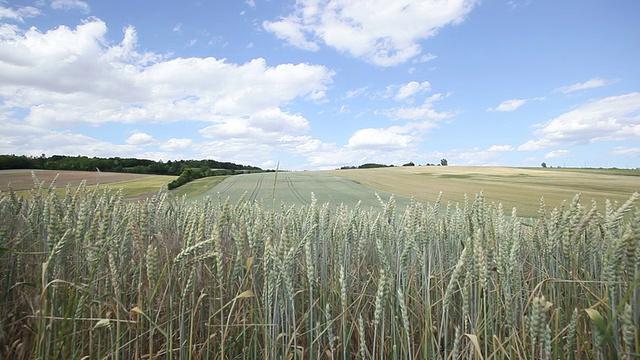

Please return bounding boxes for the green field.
[192,171,415,209]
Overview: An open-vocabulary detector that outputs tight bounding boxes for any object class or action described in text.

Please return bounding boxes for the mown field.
[0,169,177,200]
[333,166,640,218]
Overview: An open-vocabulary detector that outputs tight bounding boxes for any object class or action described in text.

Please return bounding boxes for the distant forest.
[0,154,262,176]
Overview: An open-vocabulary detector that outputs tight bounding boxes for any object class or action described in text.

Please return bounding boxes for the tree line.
[0,154,262,176]
[339,159,448,169]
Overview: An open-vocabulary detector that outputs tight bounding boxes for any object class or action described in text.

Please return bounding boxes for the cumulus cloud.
[554,78,607,94]
[519,92,640,151]
[347,128,412,150]
[126,132,155,146]
[0,19,332,123]
[0,124,142,159]
[264,0,478,66]
[199,107,310,144]
[0,18,334,166]
[487,99,527,112]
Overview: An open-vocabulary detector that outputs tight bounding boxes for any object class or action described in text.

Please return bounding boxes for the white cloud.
[51,0,90,13]
[199,108,310,143]
[393,81,431,101]
[415,53,437,63]
[0,125,142,159]
[0,18,335,167]
[0,19,333,126]
[386,93,456,122]
[611,146,640,157]
[263,16,320,51]
[487,145,515,152]
[264,0,478,66]
[0,4,41,22]
[306,92,457,166]
[488,98,527,112]
[344,86,367,99]
[545,149,571,158]
[160,138,193,150]
[554,78,607,94]
[347,128,412,150]
[519,92,640,151]
[126,132,154,146]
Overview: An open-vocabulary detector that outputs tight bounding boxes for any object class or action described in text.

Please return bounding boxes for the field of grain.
[0,169,177,199]
[1,180,638,359]
[195,171,416,209]
[333,166,640,217]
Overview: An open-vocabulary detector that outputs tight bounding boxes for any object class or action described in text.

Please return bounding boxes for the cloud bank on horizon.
[1,0,639,169]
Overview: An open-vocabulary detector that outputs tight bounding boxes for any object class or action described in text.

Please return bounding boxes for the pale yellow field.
[331,166,640,217]
[0,169,176,200]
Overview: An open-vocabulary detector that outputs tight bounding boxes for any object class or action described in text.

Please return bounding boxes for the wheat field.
[0,174,639,359]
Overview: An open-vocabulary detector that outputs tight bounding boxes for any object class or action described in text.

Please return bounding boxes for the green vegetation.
[169,175,230,199]
[0,154,261,175]
[340,163,395,169]
[167,168,242,190]
[1,174,639,359]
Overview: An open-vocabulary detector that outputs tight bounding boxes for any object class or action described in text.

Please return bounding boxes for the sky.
[1,0,639,170]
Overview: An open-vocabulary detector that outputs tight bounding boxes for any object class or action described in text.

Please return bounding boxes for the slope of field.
[0,169,176,199]
[194,171,415,209]
[332,166,640,217]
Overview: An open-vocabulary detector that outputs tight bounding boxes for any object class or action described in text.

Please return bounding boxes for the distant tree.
[440,158,448,166]
[358,163,393,169]
[402,162,415,167]
[541,162,547,168]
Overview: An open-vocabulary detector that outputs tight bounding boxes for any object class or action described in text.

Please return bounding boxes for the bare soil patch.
[0,169,148,192]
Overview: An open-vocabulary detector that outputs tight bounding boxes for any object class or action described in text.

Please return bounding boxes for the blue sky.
[1,0,639,170]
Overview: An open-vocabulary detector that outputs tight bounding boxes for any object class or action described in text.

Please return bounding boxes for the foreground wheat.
[0,178,638,359]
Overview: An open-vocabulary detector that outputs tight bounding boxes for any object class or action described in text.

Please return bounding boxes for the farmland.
[0,167,639,359]
[193,171,414,209]
[0,169,177,200]
[3,167,637,218]
[333,166,640,217]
